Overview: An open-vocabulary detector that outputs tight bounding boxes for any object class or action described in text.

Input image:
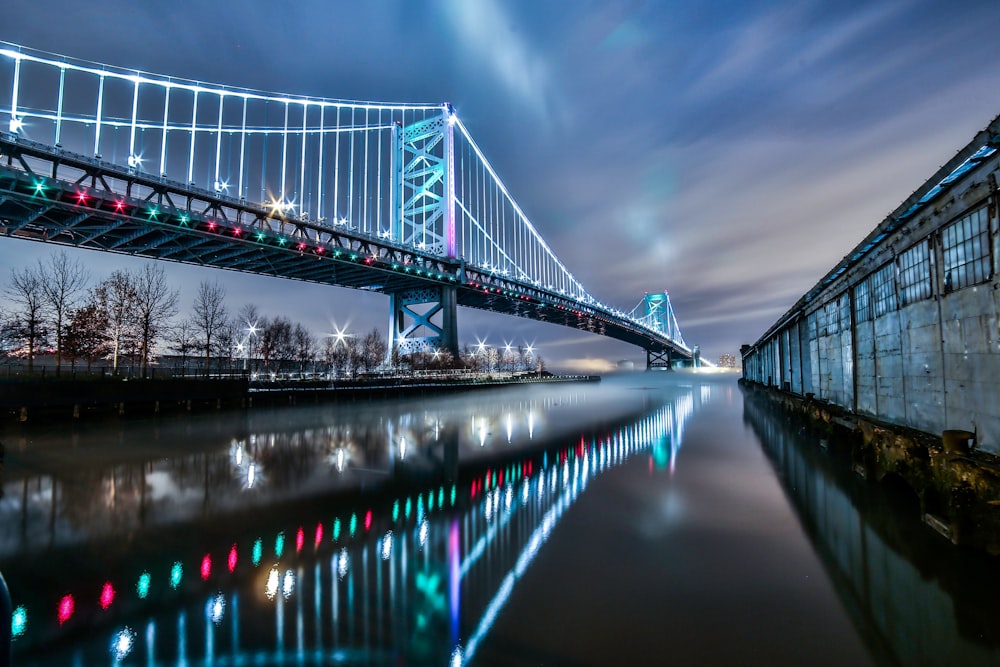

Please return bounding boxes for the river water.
[1,371,998,666]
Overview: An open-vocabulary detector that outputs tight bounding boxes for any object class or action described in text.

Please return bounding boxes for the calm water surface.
[2,372,997,665]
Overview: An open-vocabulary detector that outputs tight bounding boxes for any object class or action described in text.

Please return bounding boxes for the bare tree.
[360,327,387,373]
[167,318,198,374]
[192,280,228,376]
[133,264,178,377]
[94,271,138,373]
[234,303,261,371]
[39,250,89,372]
[7,264,48,372]
[292,323,315,373]
[63,301,111,371]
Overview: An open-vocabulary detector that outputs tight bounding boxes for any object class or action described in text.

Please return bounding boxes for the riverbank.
[0,373,600,424]
[739,379,1000,555]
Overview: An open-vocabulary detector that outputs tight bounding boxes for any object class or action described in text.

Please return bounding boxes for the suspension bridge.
[0,42,695,368]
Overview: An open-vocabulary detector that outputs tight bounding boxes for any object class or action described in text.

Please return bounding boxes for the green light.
[405,498,412,519]
[275,532,285,558]
[278,237,287,246]
[392,500,399,522]
[333,518,341,542]
[349,513,357,537]
[428,492,435,511]
[147,206,158,220]
[11,605,27,637]
[438,487,445,507]
[256,232,265,241]
[252,539,263,566]
[350,254,358,261]
[178,214,189,226]
[32,180,46,196]
[450,485,456,505]
[170,562,183,589]
[137,572,151,599]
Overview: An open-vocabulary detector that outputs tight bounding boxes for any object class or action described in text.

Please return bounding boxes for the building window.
[825,300,839,335]
[898,240,932,305]
[838,293,851,331]
[942,206,991,292]
[854,279,871,322]
[871,262,897,317]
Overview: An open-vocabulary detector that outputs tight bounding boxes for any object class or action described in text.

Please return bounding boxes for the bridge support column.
[387,285,459,362]
[646,347,672,371]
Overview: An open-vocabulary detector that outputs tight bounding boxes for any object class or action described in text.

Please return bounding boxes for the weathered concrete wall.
[743,113,1000,455]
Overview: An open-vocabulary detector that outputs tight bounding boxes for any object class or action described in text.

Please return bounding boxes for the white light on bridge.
[8,117,23,133]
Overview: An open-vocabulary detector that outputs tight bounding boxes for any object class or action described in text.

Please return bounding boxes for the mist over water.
[2,371,995,666]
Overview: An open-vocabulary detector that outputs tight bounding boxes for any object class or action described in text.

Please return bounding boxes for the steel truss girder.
[387,284,458,358]
[398,108,454,257]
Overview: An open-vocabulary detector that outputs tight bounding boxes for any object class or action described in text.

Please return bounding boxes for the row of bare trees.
[1,250,544,378]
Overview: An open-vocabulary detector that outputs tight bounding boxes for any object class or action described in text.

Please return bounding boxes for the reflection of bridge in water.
[6,386,699,665]
[742,389,1000,667]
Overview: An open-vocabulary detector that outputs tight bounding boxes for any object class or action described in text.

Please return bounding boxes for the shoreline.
[0,373,601,425]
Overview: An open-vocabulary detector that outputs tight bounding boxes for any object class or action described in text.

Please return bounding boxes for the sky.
[2,0,1000,371]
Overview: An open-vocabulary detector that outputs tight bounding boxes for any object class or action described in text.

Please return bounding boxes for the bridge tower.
[643,292,682,370]
[387,104,460,359]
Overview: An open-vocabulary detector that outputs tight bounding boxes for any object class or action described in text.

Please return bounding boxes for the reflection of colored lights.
[337,549,349,580]
[170,562,183,589]
[137,572,151,599]
[364,509,373,532]
[393,500,400,521]
[381,531,393,560]
[296,527,305,553]
[333,518,342,542]
[314,522,324,548]
[405,498,412,519]
[200,555,212,581]
[57,595,74,624]
[252,539,263,566]
[12,605,27,637]
[282,570,295,599]
[419,520,429,549]
[100,582,115,610]
[111,627,136,660]
[209,593,225,624]
[228,544,238,573]
[265,568,279,600]
[275,532,285,558]
[349,513,357,537]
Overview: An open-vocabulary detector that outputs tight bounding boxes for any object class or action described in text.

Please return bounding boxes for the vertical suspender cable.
[94,73,105,157]
[238,95,247,200]
[187,90,198,184]
[55,66,65,146]
[317,104,325,221]
[159,84,170,177]
[280,100,289,203]
[299,102,308,215]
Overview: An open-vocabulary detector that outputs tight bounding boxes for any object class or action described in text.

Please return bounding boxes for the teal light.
[137,572,151,599]
[333,518,342,542]
[256,231,265,241]
[252,539,263,566]
[178,214,190,226]
[405,498,412,519]
[170,562,183,589]
[278,237,287,246]
[147,206,158,220]
[438,487,445,507]
[392,500,400,522]
[349,513,357,537]
[275,532,285,558]
[32,180,46,196]
[450,485,456,506]
[428,492,435,511]
[11,605,27,638]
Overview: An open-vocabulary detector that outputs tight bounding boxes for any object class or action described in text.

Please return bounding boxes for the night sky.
[3,0,1000,371]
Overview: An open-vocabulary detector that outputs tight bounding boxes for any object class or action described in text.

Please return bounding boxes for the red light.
[207,221,217,231]
[114,199,126,212]
[99,582,114,610]
[57,595,74,624]
[228,545,238,573]
[314,522,323,547]
[528,460,533,476]
[316,246,324,254]
[296,527,305,553]
[364,510,372,531]
[298,242,307,251]
[75,191,88,205]
[232,227,242,237]
[200,554,212,580]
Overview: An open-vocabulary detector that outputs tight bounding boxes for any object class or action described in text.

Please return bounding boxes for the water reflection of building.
[742,392,1000,667]
[9,387,703,665]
